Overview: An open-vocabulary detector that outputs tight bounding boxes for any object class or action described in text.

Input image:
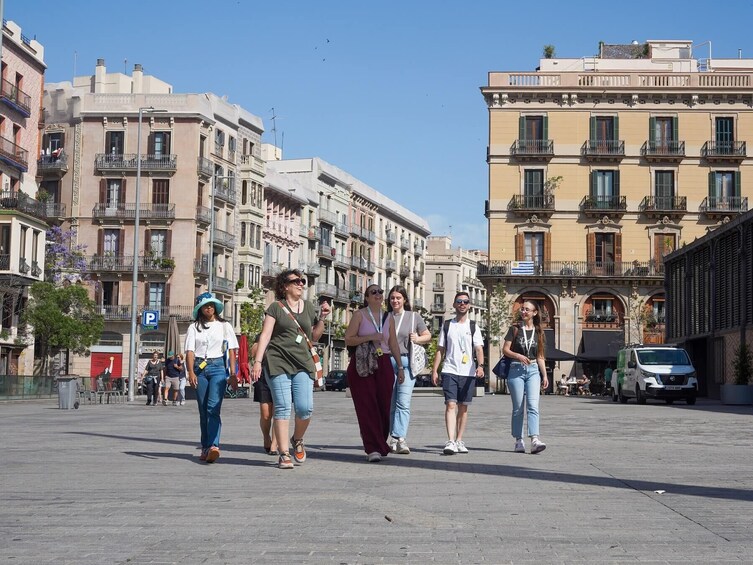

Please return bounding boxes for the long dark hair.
[521,300,546,357]
[386,285,412,312]
[194,305,226,332]
[275,269,303,300]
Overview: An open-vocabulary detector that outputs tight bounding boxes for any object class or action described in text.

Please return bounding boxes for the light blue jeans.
[507,361,542,439]
[195,358,228,449]
[389,354,416,439]
[266,371,313,420]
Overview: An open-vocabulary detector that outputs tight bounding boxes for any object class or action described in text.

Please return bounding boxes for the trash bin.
[57,376,79,410]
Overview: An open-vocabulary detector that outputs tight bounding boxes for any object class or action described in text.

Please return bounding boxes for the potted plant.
[720,339,753,405]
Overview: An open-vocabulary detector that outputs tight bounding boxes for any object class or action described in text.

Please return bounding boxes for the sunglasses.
[286,278,306,286]
[520,307,536,312]
[369,289,384,296]
[455,299,470,305]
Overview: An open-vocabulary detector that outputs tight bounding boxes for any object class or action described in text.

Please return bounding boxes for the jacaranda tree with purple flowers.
[44,226,90,284]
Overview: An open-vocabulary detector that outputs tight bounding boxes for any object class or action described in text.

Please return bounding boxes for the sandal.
[278,452,294,469]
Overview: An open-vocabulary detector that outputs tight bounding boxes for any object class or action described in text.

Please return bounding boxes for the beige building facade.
[480,40,753,392]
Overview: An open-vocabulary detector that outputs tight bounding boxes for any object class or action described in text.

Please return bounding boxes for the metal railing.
[94,153,177,171]
[196,206,212,224]
[639,195,687,213]
[701,141,746,159]
[212,228,236,248]
[399,238,410,251]
[511,139,554,156]
[700,196,748,214]
[641,140,685,158]
[87,255,176,273]
[385,259,397,272]
[214,180,236,205]
[0,78,32,115]
[0,191,46,219]
[0,375,56,400]
[509,193,555,211]
[317,243,336,259]
[0,135,28,170]
[213,276,234,294]
[37,153,69,173]
[197,156,213,177]
[93,202,176,221]
[194,256,209,276]
[318,209,338,225]
[581,195,627,212]
[385,230,396,245]
[582,140,625,157]
[315,282,337,297]
[478,260,665,278]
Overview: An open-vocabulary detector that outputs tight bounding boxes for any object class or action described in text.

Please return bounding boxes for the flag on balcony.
[510,260,535,275]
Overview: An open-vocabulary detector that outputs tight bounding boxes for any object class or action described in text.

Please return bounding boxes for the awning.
[577,330,624,361]
[544,329,576,362]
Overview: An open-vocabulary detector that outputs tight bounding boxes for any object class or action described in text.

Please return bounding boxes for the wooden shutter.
[587,233,596,263]
[542,116,548,141]
[165,283,171,307]
[613,116,619,140]
[589,116,596,141]
[147,133,154,155]
[164,132,171,153]
[120,179,126,203]
[671,116,678,140]
[144,229,151,254]
[519,116,525,140]
[614,170,621,196]
[590,170,597,197]
[97,229,104,254]
[653,233,663,263]
[544,232,552,264]
[735,171,741,196]
[94,284,102,306]
[166,231,172,256]
[112,281,119,305]
[614,233,622,264]
[708,171,715,197]
[649,117,656,144]
[99,179,106,203]
[119,229,125,256]
[515,233,524,261]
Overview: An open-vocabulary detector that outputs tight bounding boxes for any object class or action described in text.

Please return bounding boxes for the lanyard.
[522,328,534,358]
[366,308,382,333]
[393,311,406,336]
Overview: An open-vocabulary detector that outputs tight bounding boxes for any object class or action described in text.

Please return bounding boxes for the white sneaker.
[367,452,382,463]
[443,440,458,455]
[456,440,468,454]
[531,437,547,454]
[395,438,410,455]
[179,401,185,406]
[514,439,526,453]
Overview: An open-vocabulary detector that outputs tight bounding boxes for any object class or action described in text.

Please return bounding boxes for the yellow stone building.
[480,40,753,394]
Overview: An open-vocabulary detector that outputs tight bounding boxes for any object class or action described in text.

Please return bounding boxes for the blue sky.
[11,1,753,249]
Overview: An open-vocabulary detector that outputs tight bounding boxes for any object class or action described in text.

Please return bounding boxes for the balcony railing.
[0,78,32,116]
[88,255,176,274]
[334,223,349,237]
[44,202,67,221]
[317,243,336,259]
[701,141,746,159]
[262,264,285,279]
[581,195,627,213]
[37,153,69,175]
[385,230,396,245]
[196,206,212,225]
[478,260,665,279]
[582,140,625,158]
[300,262,321,277]
[413,298,423,310]
[94,153,177,171]
[639,195,687,214]
[214,180,236,205]
[194,256,209,276]
[93,202,176,221]
[350,224,363,238]
[212,228,236,248]
[0,191,48,220]
[584,312,624,329]
[19,257,29,274]
[0,254,8,270]
[334,254,349,270]
[511,139,554,158]
[385,259,396,272]
[413,271,423,282]
[318,209,337,225]
[432,282,445,291]
[399,238,410,251]
[0,135,28,171]
[414,242,423,255]
[365,229,376,243]
[213,276,234,294]
[300,224,320,240]
[509,193,555,211]
[430,303,446,313]
[641,140,685,159]
[699,196,748,215]
[399,265,410,277]
[197,156,213,178]
[315,282,337,298]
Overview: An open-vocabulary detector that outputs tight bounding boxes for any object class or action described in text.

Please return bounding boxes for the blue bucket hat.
[193,292,223,319]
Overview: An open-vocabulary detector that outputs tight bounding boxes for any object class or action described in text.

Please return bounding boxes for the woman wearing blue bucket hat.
[185,291,238,463]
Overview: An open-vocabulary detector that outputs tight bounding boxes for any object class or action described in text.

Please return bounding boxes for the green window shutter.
[614,170,621,196]
[613,116,619,141]
[708,172,715,197]
[672,116,679,140]
[649,117,656,144]
[589,116,596,141]
[543,116,549,140]
[519,116,525,140]
[590,171,597,197]
[735,171,741,196]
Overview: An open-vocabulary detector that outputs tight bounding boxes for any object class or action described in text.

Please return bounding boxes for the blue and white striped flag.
[511,261,535,275]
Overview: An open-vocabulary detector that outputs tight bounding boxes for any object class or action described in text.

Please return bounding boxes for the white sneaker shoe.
[367,452,382,463]
[443,440,458,455]
[395,438,410,455]
[514,439,526,453]
[456,440,468,454]
[531,437,547,454]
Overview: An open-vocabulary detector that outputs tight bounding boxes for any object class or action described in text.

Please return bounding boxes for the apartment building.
[43,60,264,380]
[1,20,47,375]
[480,40,753,390]
[425,236,487,333]
[266,156,430,370]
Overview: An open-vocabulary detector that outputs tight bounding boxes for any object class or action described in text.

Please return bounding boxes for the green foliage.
[22,282,104,375]
[543,45,555,59]
[733,340,753,386]
[486,283,514,347]
[544,175,563,194]
[239,287,266,338]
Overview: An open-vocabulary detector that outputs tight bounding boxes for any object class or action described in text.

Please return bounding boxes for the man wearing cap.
[163,351,182,406]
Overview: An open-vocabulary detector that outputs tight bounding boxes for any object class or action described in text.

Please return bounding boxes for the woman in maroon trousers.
[344,284,404,462]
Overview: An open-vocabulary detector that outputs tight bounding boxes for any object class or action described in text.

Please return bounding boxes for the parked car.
[611,345,697,405]
[325,370,348,391]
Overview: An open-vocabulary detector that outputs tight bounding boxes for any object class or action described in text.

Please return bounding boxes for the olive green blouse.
[264,300,317,379]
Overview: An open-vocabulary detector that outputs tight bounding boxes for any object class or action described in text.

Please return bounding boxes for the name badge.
[198,360,207,370]
[295,335,303,344]
[376,347,384,356]
[462,354,469,364]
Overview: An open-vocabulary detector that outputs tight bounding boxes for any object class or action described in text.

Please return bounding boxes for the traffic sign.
[142,310,160,329]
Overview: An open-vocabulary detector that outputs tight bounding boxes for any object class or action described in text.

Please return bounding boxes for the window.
[653,299,666,324]
[592,299,613,318]
[434,294,444,306]
[240,223,247,247]
[43,132,65,154]
[520,115,546,140]
[320,226,332,247]
[103,229,121,255]
[150,132,171,157]
[649,117,677,147]
[654,233,676,263]
[239,264,245,286]
[654,171,675,208]
[149,230,168,257]
[708,171,741,208]
[152,179,169,205]
[524,233,544,263]
[148,283,166,308]
[595,233,615,265]
[715,117,734,150]
[591,116,618,142]
[242,181,248,205]
[105,131,124,154]
[524,169,544,205]
[591,170,620,208]
[106,179,122,207]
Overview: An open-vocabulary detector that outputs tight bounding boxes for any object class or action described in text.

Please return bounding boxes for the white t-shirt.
[184,320,238,358]
[437,319,484,376]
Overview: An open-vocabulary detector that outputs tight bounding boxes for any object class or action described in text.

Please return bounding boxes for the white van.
[611,345,697,405]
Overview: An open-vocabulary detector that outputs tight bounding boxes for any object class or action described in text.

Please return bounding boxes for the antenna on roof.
[270,107,278,149]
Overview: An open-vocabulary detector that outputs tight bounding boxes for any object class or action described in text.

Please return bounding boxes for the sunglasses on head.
[455,299,470,305]
[369,289,384,296]
[286,277,306,286]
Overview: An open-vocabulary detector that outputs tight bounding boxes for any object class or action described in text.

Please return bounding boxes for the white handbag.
[409,312,427,374]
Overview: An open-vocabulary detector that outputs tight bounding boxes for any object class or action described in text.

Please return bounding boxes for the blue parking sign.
[142,310,160,329]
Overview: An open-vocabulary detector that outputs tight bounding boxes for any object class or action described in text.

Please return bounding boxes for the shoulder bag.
[409,312,427,375]
[278,301,324,387]
[492,326,519,380]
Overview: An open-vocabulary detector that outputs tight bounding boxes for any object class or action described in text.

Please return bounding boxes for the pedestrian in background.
[431,291,484,455]
[385,285,431,455]
[251,334,277,455]
[177,353,187,405]
[185,292,238,463]
[163,351,182,405]
[252,270,330,469]
[142,351,163,406]
[503,300,549,454]
[344,284,404,463]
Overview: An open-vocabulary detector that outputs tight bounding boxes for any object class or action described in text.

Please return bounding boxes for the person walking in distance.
[431,291,484,455]
[185,292,238,463]
[385,285,431,455]
[503,300,549,454]
[163,351,182,405]
[177,353,187,405]
[142,351,163,406]
[251,270,331,469]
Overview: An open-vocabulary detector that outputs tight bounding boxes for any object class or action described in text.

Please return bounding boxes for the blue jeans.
[195,358,228,449]
[266,371,313,420]
[507,361,542,438]
[389,354,415,438]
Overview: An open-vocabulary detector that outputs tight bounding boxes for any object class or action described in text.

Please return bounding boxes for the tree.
[22,282,104,375]
[486,283,515,347]
[239,287,266,338]
[45,226,90,284]
[543,45,556,59]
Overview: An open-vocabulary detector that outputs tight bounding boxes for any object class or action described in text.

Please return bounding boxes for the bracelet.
[397,367,404,371]
[254,360,262,364]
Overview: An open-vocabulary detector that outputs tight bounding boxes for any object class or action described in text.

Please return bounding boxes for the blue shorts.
[442,373,475,405]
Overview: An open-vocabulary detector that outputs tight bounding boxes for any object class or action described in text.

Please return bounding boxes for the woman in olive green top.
[252,269,331,469]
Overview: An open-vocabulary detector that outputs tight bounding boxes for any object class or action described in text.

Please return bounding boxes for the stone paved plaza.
[2,390,753,564]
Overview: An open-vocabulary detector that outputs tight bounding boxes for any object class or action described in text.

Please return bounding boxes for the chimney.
[94,58,106,93]
[132,63,143,93]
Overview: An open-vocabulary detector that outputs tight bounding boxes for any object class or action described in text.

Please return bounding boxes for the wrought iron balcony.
[350,224,363,238]
[699,196,748,217]
[413,270,423,282]
[399,237,410,251]
[414,242,423,255]
[581,195,627,216]
[365,229,376,243]
[701,141,746,160]
[334,223,349,237]
[366,261,376,274]
[194,256,209,276]
[511,139,554,159]
[213,276,234,294]
[385,230,396,245]
[0,191,47,220]
[334,254,349,271]
[196,206,212,225]
[318,209,337,225]
[301,262,321,277]
[93,203,176,221]
[212,228,236,248]
[43,202,67,222]
[197,156,213,178]
[37,153,69,175]
[477,260,665,279]
[317,243,336,260]
[315,282,337,298]
[94,153,177,171]
[639,195,687,217]
[385,259,396,272]
[582,140,625,160]
[509,193,555,213]
[213,180,236,205]
[432,282,445,291]
[0,135,28,171]
[300,224,320,240]
[88,255,176,274]
[413,298,423,310]
[399,265,410,278]
[0,78,31,116]
[335,287,350,303]
[641,140,685,161]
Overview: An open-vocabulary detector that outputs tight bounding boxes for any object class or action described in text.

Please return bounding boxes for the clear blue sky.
[11,1,753,249]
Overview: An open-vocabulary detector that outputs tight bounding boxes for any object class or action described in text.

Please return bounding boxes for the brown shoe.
[206,446,220,463]
[199,448,209,461]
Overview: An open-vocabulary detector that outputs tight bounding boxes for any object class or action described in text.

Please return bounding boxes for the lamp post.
[128,106,166,402]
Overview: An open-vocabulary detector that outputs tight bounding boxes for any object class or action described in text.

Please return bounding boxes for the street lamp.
[128,106,166,402]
